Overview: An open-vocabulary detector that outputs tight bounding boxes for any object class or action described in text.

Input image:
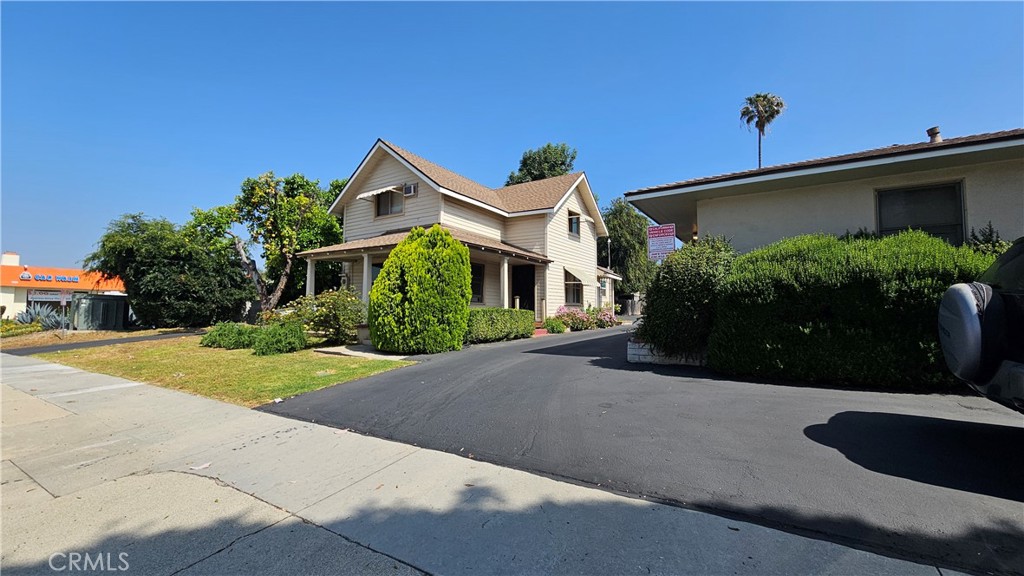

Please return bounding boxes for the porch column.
[305,259,316,297]
[362,253,372,304]
[500,257,509,308]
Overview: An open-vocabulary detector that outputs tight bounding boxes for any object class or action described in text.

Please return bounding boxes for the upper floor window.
[877,182,964,245]
[470,263,484,303]
[376,190,404,217]
[568,211,581,236]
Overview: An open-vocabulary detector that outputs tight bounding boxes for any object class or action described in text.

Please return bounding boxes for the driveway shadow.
[805,412,1024,502]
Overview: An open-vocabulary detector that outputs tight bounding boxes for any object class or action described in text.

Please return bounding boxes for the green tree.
[597,199,658,294]
[368,225,472,354]
[505,143,577,185]
[85,213,253,328]
[740,93,786,168]
[188,172,344,311]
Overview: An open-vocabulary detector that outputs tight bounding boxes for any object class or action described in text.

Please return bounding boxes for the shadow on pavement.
[805,411,1024,502]
[5,482,1021,576]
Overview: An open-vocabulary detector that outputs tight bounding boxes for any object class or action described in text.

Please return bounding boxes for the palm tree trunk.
[758,131,763,169]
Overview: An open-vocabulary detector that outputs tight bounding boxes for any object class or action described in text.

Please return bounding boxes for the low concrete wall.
[626,339,705,366]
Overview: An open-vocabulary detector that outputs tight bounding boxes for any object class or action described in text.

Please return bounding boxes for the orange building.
[0,252,125,318]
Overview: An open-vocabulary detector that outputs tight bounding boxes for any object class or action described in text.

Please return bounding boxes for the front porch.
[298,227,552,321]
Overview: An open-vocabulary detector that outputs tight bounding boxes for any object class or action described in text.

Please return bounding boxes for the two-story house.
[299,139,619,321]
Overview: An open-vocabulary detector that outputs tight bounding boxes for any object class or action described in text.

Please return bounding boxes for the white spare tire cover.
[938,283,986,381]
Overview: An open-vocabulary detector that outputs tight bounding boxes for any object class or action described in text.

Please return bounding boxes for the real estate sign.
[647,224,676,261]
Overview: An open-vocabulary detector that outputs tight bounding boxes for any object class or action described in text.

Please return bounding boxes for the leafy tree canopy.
[187,173,345,311]
[85,213,253,328]
[505,143,577,186]
[597,199,659,294]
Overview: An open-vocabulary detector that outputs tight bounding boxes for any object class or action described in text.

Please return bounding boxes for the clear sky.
[3,1,1022,268]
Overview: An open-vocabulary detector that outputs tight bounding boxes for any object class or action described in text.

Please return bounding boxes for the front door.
[511,265,535,312]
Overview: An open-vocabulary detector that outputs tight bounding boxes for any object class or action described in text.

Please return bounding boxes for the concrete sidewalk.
[1,354,957,575]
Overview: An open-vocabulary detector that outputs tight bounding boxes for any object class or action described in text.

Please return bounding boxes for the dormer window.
[568,211,581,236]
[375,189,404,217]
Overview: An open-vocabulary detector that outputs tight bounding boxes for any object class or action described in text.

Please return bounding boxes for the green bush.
[967,221,1012,257]
[542,317,566,334]
[289,288,365,345]
[707,231,995,390]
[252,321,308,356]
[465,308,535,344]
[635,236,735,357]
[369,225,472,354]
[200,322,259,349]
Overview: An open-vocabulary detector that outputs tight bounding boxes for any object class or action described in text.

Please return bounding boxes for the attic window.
[568,211,581,236]
[375,190,404,217]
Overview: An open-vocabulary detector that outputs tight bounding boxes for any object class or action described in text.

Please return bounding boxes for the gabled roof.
[334,139,600,222]
[625,128,1024,196]
[493,172,585,213]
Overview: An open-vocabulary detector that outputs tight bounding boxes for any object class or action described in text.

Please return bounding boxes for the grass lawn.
[36,336,412,407]
[2,327,195,350]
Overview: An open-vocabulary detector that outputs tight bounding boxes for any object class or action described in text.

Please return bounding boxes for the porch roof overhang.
[299,226,553,264]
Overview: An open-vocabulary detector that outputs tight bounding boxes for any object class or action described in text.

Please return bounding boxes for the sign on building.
[647,224,676,261]
[27,289,63,302]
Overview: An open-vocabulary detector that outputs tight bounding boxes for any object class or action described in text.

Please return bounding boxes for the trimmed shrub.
[542,317,566,334]
[369,225,472,354]
[252,321,308,356]
[555,306,596,331]
[465,308,535,344]
[201,322,259,349]
[289,288,365,345]
[707,231,995,390]
[635,236,735,357]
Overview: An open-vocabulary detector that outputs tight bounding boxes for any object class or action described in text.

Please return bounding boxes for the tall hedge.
[707,231,995,390]
[368,225,472,353]
[635,236,735,357]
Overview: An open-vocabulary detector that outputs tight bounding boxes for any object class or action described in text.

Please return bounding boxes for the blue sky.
[3,2,1022,268]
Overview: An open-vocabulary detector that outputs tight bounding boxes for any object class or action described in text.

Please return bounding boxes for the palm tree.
[740,93,786,169]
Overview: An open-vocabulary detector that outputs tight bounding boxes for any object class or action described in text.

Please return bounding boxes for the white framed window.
[565,270,583,306]
[877,182,964,245]
[568,211,581,236]
[375,190,404,217]
[403,182,418,197]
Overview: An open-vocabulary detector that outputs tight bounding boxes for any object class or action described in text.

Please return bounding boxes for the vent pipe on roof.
[927,126,942,143]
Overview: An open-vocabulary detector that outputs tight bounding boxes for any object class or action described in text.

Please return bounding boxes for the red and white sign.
[647,224,676,261]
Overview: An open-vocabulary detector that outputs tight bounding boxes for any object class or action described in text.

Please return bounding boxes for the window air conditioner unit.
[403,183,418,197]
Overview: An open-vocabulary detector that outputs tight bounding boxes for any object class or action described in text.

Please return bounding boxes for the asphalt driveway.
[262,327,1024,576]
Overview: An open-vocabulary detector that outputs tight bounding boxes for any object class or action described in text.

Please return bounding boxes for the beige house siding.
[440,197,504,241]
[697,158,1024,253]
[544,187,600,315]
[504,215,547,254]
[341,155,441,242]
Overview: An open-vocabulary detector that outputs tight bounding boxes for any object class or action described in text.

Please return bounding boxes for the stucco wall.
[1,287,27,318]
[697,158,1023,253]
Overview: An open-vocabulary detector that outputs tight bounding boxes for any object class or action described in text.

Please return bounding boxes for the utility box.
[72,294,128,331]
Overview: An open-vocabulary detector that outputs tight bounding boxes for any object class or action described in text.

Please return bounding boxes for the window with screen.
[877,182,964,245]
[565,270,583,306]
[375,190,404,217]
[568,211,581,236]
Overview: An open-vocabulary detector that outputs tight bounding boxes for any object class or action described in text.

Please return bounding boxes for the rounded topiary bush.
[707,231,995,390]
[368,225,472,354]
[635,235,735,357]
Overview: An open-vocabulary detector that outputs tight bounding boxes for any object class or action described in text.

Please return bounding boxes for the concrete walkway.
[1,354,961,575]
